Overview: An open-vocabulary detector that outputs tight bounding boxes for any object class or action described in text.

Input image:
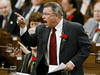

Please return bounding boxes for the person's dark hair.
[27,12,44,28]
[44,2,63,16]
[68,0,77,9]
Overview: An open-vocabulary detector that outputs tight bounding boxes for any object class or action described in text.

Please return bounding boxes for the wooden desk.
[83,53,100,75]
[0,68,10,75]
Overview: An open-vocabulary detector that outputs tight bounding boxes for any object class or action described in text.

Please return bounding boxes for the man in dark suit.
[23,0,44,17]
[16,2,91,75]
[11,0,31,14]
[0,0,20,36]
[22,0,44,25]
[18,52,36,74]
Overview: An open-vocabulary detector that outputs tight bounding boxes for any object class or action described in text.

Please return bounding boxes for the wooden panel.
[83,53,100,75]
[0,68,10,74]
[84,54,96,64]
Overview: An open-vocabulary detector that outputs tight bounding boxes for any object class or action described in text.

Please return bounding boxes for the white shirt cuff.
[20,26,27,36]
[70,61,75,67]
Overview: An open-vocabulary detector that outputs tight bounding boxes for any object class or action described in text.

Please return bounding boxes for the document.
[16,72,30,75]
[48,62,67,74]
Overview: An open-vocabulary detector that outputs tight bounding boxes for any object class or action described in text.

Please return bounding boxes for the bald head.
[0,0,11,16]
[93,2,100,22]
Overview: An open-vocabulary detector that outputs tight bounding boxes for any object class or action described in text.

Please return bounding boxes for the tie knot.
[53,28,56,32]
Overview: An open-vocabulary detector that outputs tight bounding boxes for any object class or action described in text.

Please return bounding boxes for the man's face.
[31,0,42,6]
[0,1,11,16]
[93,3,100,22]
[42,7,57,28]
[61,0,71,11]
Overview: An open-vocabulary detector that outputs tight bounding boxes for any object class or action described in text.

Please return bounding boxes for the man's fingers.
[15,12,22,17]
[18,41,24,47]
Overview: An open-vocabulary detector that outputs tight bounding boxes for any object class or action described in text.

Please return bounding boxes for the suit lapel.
[60,20,69,52]
[6,11,14,30]
[42,28,51,53]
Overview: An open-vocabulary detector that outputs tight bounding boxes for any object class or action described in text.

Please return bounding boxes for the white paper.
[96,43,100,46]
[48,62,67,74]
[80,0,91,14]
[16,72,30,75]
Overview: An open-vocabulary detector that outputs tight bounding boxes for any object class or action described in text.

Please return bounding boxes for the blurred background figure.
[22,0,44,25]
[27,12,44,34]
[84,2,100,42]
[0,0,20,36]
[13,12,44,74]
[61,0,84,25]
[10,0,31,15]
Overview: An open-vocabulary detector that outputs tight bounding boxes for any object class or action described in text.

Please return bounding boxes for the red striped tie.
[49,28,57,65]
[5,17,7,28]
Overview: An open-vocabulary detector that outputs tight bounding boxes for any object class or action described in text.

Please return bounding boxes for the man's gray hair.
[0,0,11,5]
[44,2,63,16]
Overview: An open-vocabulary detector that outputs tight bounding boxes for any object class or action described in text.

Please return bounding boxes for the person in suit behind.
[10,0,31,15]
[15,2,91,75]
[0,0,20,36]
[84,2,100,42]
[61,0,84,25]
[22,0,44,25]
[12,12,44,74]
[12,41,37,74]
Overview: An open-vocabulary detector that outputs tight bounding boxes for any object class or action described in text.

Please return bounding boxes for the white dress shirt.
[25,5,40,25]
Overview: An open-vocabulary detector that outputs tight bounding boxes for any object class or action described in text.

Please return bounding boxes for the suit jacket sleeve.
[70,24,91,68]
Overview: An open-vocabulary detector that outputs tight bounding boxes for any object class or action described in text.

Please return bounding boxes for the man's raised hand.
[15,12,26,29]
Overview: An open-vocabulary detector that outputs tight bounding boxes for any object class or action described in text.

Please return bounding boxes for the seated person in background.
[27,12,44,34]
[22,0,44,25]
[61,0,84,25]
[12,12,44,74]
[13,41,37,74]
[24,12,44,52]
[0,0,20,36]
[11,0,31,15]
[84,2,100,42]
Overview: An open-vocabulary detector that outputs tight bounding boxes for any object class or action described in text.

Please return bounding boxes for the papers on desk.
[16,72,30,75]
[96,43,100,46]
[48,62,67,74]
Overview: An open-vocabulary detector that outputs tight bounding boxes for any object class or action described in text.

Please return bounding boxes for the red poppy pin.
[60,32,68,42]
[88,4,92,7]
[95,28,100,32]
[32,57,37,61]
[68,15,74,19]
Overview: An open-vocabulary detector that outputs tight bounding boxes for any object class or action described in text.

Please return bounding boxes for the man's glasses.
[93,10,100,13]
[42,13,55,16]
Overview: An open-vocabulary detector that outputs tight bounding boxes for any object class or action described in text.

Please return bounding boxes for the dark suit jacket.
[11,0,31,14]
[20,19,91,75]
[18,52,36,74]
[0,11,20,36]
[63,10,84,25]
[23,4,44,17]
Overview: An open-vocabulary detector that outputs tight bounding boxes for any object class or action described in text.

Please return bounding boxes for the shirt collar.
[32,5,40,12]
[55,18,63,32]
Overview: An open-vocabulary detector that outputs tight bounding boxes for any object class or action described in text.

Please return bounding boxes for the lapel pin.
[10,21,13,24]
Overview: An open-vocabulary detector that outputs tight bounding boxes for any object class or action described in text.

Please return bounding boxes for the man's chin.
[2,14,7,17]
